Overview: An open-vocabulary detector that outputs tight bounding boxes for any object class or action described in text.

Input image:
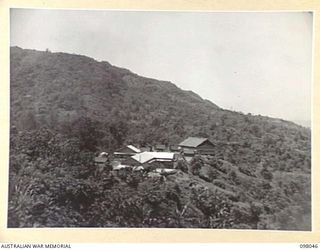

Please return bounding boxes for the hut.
[154,144,166,152]
[179,137,215,155]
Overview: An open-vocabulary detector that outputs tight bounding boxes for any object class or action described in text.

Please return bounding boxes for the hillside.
[10,46,219,145]
[8,47,311,229]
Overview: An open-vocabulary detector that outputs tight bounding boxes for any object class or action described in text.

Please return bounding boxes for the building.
[98,152,108,157]
[154,144,166,152]
[169,145,180,152]
[131,151,176,169]
[121,156,141,167]
[94,152,109,166]
[178,137,215,155]
[181,148,196,163]
[113,145,141,160]
[94,156,108,165]
[94,154,109,176]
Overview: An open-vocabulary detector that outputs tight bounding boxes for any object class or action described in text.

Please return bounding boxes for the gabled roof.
[131,152,175,164]
[115,145,141,154]
[179,137,211,148]
[127,145,141,153]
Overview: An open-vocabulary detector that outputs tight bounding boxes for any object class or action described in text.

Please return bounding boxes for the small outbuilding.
[154,144,166,152]
[94,156,108,165]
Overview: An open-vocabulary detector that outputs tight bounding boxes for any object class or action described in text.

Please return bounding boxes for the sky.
[10,9,313,127]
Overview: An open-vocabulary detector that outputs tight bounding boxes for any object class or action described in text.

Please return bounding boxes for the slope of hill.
[8,47,311,229]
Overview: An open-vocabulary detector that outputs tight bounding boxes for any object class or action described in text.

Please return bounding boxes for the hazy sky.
[10,9,313,126]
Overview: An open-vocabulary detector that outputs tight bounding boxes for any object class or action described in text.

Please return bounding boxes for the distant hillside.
[10,46,218,141]
[8,47,311,229]
[10,46,309,142]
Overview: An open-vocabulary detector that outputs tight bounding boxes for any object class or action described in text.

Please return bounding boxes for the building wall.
[145,161,174,170]
[122,157,141,166]
[181,140,215,155]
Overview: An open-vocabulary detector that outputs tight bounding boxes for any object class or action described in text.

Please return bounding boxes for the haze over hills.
[8,47,311,229]
[292,119,311,128]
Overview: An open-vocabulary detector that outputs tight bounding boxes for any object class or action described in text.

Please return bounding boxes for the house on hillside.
[179,137,215,155]
[94,152,110,175]
[112,156,145,171]
[131,151,177,170]
[94,152,109,166]
[94,156,108,166]
[113,145,141,160]
[154,144,166,152]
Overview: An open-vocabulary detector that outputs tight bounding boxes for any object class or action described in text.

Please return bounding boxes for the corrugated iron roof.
[178,137,209,147]
[114,145,141,155]
[131,152,175,164]
[127,145,141,153]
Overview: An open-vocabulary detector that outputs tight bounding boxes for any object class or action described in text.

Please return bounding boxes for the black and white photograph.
[8,9,312,230]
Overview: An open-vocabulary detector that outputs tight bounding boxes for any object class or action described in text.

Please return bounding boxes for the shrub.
[260,168,273,180]
[190,156,203,176]
[238,165,256,177]
[176,160,188,173]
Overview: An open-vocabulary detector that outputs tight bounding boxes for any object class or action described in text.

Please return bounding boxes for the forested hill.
[10,46,309,149]
[10,46,219,144]
[9,46,311,229]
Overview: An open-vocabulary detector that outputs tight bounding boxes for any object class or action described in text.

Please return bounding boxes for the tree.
[260,167,273,181]
[151,118,161,127]
[109,120,128,149]
[190,156,203,175]
[176,160,188,173]
[72,117,101,152]
[249,124,262,138]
